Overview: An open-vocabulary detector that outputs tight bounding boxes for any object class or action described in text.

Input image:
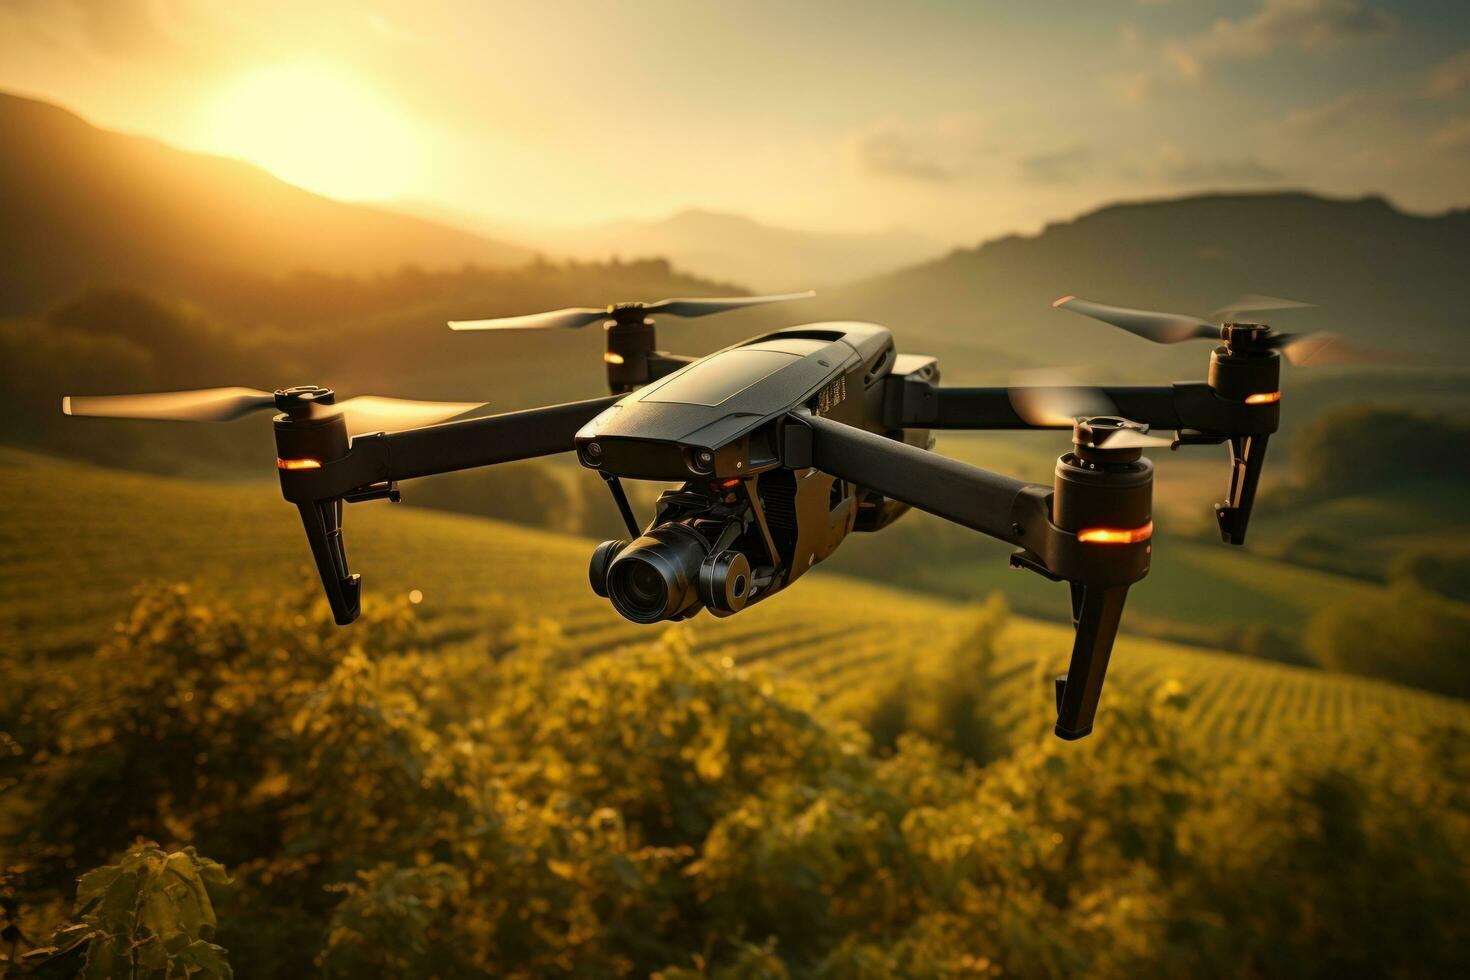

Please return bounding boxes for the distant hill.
[0,91,532,314]
[816,192,1470,381]
[414,205,942,292]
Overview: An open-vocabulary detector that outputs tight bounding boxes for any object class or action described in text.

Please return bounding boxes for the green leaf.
[75,866,123,907]
[177,938,235,979]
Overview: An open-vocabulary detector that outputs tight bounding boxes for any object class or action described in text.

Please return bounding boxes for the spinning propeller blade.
[62,388,484,434]
[1277,331,1401,367]
[1090,427,1177,450]
[1053,294,1413,368]
[62,387,277,422]
[643,291,816,318]
[1008,370,1119,427]
[323,396,485,434]
[448,307,610,332]
[1072,416,1177,451]
[1052,296,1218,344]
[1210,293,1315,318]
[447,290,814,331]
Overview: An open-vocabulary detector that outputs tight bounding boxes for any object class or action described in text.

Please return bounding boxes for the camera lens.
[609,558,669,619]
[603,524,710,623]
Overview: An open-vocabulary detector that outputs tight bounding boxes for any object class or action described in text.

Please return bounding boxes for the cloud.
[1108,1,1394,104]
[1106,71,1155,106]
[0,0,178,60]
[1119,0,1392,89]
[1165,0,1395,80]
[850,112,992,183]
[1275,54,1470,159]
[1277,90,1383,134]
[1155,146,1287,186]
[1429,116,1470,153]
[1425,48,1470,98]
[1020,146,1092,184]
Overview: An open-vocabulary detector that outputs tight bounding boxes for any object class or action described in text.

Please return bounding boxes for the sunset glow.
[203,65,420,202]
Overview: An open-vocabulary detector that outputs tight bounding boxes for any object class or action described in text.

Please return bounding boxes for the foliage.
[20,842,231,979]
[1228,622,1311,667]
[833,596,1011,765]
[1390,539,1470,603]
[1305,582,1470,698]
[5,582,1470,977]
[1290,403,1470,497]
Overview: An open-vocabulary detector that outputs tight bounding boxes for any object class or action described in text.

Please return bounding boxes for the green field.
[6,447,1465,749]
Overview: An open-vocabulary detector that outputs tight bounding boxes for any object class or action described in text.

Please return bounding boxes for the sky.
[2,0,1468,246]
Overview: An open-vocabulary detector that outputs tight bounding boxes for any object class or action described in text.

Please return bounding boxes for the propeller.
[447,290,815,332]
[1008,369,1120,427]
[1089,426,1177,450]
[1074,417,1177,451]
[62,387,278,423]
[1052,294,1401,367]
[1051,296,1218,344]
[62,387,484,435]
[1210,294,1315,318]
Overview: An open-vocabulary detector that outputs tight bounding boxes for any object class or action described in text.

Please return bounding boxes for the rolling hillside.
[6,447,1464,748]
[0,91,531,315]
[815,191,1470,382]
[441,207,943,293]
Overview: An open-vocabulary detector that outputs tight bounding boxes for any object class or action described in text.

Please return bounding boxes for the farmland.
[5,448,1470,977]
[5,447,1464,749]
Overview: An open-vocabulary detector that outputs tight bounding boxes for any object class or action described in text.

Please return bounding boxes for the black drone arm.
[799,412,1035,545]
[888,378,1278,545]
[274,395,621,624]
[785,412,1152,739]
[371,396,622,482]
[887,380,1280,432]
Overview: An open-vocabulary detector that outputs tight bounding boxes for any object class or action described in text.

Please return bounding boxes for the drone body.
[65,290,1357,739]
[573,321,931,623]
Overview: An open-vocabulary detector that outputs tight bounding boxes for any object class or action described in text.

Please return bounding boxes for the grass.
[4,446,1466,749]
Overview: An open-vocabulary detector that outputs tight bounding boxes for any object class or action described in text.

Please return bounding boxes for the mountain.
[415,205,942,293]
[0,91,532,315]
[815,191,1470,381]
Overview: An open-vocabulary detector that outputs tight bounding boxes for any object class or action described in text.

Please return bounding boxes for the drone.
[62,290,1366,739]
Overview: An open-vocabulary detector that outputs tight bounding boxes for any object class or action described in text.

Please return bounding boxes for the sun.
[203,64,421,201]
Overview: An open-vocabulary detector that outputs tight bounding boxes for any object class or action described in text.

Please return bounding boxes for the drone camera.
[600,524,712,623]
[591,475,768,623]
[699,549,753,615]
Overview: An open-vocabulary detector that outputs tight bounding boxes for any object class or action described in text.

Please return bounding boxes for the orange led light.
[1077,521,1153,545]
[1244,391,1281,405]
[721,478,741,488]
[276,457,322,470]
[604,352,626,365]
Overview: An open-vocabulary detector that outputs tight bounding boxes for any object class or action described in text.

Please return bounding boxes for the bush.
[5,585,1470,976]
[1390,540,1470,602]
[23,842,232,979]
[1232,623,1312,667]
[1291,404,1470,496]
[401,459,582,532]
[833,596,1011,765]
[1305,583,1470,698]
